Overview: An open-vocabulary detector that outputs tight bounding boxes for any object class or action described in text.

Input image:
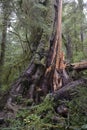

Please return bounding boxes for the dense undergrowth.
[1,86,87,130]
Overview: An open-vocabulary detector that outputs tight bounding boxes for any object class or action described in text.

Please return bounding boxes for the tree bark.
[53,78,87,100]
[43,0,69,92]
[78,0,84,51]
[67,61,87,71]
[64,34,73,62]
[0,0,11,86]
[5,0,65,106]
[4,0,87,112]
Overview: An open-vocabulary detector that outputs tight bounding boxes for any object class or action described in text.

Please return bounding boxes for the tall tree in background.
[0,0,11,86]
[78,0,84,42]
[62,0,86,62]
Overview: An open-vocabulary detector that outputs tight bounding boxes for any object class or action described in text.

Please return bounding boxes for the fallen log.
[53,78,87,100]
[67,61,87,71]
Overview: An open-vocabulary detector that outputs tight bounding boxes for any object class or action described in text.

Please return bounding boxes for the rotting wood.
[53,78,87,100]
[70,61,87,71]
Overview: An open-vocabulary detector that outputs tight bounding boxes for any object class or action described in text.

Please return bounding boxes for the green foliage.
[0,84,8,93]
[73,51,85,62]
[3,97,65,130]
[2,87,87,130]
[65,86,87,128]
[63,0,87,62]
[0,0,52,90]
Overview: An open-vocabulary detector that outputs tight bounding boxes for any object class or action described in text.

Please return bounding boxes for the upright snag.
[45,0,69,92]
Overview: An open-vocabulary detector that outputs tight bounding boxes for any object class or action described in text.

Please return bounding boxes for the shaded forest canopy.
[0,0,87,130]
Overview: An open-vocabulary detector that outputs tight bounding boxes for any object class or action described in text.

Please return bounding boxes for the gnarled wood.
[53,78,87,100]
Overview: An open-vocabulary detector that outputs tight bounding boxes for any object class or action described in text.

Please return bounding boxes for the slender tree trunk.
[66,35,73,61]
[0,1,11,86]
[78,0,84,51]
[0,14,7,66]
[80,26,84,43]
[63,34,73,62]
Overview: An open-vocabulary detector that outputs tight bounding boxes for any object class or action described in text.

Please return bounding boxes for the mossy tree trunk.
[7,0,69,106]
[4,0,87,111]
[0,0,11,86]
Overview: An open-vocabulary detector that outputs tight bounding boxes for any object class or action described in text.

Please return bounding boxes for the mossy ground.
[1,86,87,130]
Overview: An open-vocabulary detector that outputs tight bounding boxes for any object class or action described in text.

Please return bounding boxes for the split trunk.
[5,0,87,108]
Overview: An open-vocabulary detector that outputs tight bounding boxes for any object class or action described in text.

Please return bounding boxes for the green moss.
[65,86,87,127]
[4,96,66,130]
[3,87,87,130]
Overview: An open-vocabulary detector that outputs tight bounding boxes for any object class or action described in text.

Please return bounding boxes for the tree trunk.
[78,0,84,51]
[0,0,11,86]
[3,0,87,113]
[67,61,87,71]
[6,0,66,106]
[64,34,73,62]
[53,78,87,100]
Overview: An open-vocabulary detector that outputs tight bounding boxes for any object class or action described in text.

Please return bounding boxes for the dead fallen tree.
[68,61,87,71]
[53,78,87,100]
